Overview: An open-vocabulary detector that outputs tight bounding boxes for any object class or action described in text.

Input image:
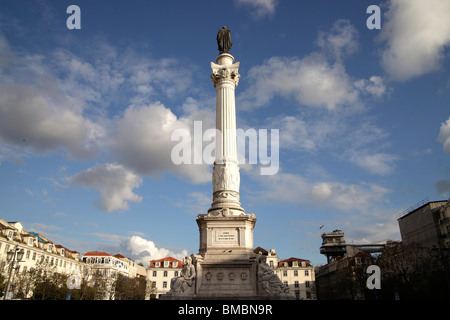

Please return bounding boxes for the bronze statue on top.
[217,26,232,53]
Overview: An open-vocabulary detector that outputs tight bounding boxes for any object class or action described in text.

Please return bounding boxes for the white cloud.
[236,0,278,18]
[120,235,188,267]
[436,117,450,195]
[438,117,450,156]
[183,192,212,215]
[380,0,450,81]
[68,163,142,212]
[252,171,389,212]
[316,19,359,61]
[354,76,388,98]
[111,102,211,184]
[269,116,317,152]
[0,82,105,159]
[238,20,387,112]
[0,29,213,191]
[0,33,13,73]
[239,54,360,111]
[350,152,398,175]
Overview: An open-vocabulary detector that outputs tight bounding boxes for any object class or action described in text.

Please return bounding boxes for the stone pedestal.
[192,214,258,298]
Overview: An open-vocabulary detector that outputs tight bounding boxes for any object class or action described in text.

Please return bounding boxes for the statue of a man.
[217,26,232,53]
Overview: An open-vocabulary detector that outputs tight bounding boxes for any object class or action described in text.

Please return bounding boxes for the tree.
[29,260,68,300]
[114,274,146,300]
[378,243,450,299]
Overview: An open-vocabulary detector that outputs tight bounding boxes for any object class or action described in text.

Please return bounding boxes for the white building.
[146,256,183,299]
[276,257,316,300]
[0,219,84,299]
[82,251,135,299]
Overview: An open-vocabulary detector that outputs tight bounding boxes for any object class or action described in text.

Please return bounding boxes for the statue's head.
[258,255,267,264]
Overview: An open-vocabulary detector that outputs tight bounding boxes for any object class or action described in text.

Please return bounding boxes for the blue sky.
[0,0,450,267]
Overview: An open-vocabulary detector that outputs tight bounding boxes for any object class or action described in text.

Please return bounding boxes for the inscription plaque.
[214,228,238,245]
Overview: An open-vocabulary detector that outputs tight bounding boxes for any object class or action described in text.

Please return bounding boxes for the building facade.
[397,199,450,249]
[82,251,140,299]
[316,230,390,299]
[146,256,183,299]
[0,219,84,299]
[277,257,316,300]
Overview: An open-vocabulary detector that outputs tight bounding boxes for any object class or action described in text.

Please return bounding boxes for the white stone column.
[208,53,245,216]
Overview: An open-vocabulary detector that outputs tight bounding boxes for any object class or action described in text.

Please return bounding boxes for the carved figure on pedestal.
[257,255,289,294]
[212,162,240,193]
[169,256,196,294]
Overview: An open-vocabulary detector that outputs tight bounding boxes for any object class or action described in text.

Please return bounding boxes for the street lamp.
[3,245,25,300]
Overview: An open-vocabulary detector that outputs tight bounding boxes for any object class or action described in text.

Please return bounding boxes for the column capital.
[210,61,240,88]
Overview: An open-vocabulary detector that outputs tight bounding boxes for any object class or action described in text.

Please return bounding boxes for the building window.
[155,262,160,267]
[269,260,274,268]
[305,270,309,276]
[163,281,167,288]
[26,250,30,259]
[306,292,311,299]
[172,262,178,268]
[174,271,179,277]
[28,238,34,246]
[153,271,157,277]
[32,252,36,261]
[305,281,310,288]
[283,270,287,277]
[294,281,299,288]
[294,270,298,276]
[163,271,168,277]
[164,261,169,268]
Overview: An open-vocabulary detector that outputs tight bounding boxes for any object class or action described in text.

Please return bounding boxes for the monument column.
[163,27,291,299]
[196,27,256,259]
[208,52,245,216]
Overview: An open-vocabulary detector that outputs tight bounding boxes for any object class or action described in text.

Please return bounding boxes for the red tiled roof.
[148,256,183,268]
[83,251,113,257]
[278,257,311,267]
